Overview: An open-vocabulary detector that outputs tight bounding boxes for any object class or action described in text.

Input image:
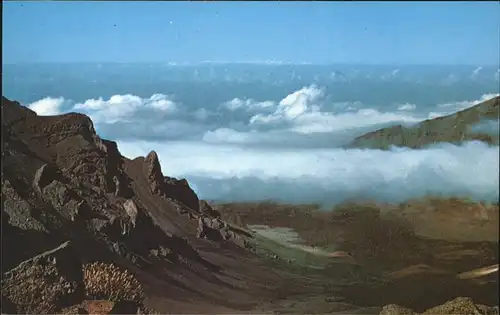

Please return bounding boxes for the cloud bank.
[26,86,499,206]
[27,87,498,142]
[116,140,499,205]
[28,97,66,116]
[73,93,178,124]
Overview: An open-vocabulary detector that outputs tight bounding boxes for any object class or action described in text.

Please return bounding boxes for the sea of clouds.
[24,82,500,206]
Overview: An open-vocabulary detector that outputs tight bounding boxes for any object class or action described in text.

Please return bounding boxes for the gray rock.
[422,297,487,315]
[123,199,139,228]
[144,151,164,195]
[2,179,47,232]
[113,175,121,197]
[111,241,127,257]
[196,216,207,239]
[41,180,84,221]
[210,218,223,230]
[33,164,54,193]
[379,304,416,315]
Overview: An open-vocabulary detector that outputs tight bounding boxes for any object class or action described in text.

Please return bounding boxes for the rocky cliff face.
[1,96,258,313]
[349,96,499,150]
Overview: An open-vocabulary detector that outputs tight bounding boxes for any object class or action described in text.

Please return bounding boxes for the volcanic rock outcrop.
[1,96,257,313]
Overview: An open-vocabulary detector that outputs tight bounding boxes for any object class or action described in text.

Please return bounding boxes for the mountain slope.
[349,96,499,150]
[1,96,297,313]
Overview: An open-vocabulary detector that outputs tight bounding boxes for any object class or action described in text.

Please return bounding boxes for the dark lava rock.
[164,176,199,212]
[199,200,221,218]
[144,151,165,196]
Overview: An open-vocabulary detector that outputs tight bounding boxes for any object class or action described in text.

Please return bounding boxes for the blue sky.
[2,1,499,65]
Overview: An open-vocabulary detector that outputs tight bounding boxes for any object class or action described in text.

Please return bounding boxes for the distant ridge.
[349,96,499,149]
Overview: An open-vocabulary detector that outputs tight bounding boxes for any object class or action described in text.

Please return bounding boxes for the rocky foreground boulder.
[1,241,84,314]
[380,297,499,315]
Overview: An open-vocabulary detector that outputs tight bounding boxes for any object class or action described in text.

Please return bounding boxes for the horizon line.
[3,61,500,67]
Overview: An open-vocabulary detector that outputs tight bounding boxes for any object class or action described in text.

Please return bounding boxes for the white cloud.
[428,112,446,119]
[25,88,500,206]
[249,85,422,134]
[25,90,498,152]
[201,126,382,148]
[202,128,255,144]
[28,94,188,140]
[470,66,483,79]
[148,93,177,111]
[250,85,324,124]
[331,101,362,112]
[224,98,246,111]
[397,103,417,111]
[244,88,497,135]
[117,140,499,205]
[433,93,500,117]
[222,98,274,111]
[288,110,421,134]
[73,93,178,124]
[426,93,498,119]
[28,97,66,116]
[278,85,323,118]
